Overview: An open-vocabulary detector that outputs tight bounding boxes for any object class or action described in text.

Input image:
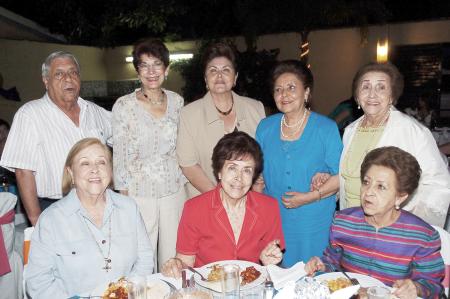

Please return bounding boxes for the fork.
[160,278,179,292]
[340,270,359,285]
[187,266,208,281]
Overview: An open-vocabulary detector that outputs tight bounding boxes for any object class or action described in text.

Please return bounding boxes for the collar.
[44,92,86,112]
[204,91,247,125]
[210,184,259,211]
[63,189,116,222]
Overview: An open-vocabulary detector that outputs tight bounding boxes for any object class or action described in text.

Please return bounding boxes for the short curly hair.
[352,62,404,105]
[132,38,170,72]
[360,146,421,197]
[212,131,263,183]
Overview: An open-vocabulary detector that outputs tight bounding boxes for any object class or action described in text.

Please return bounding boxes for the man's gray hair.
[41,51,81,77]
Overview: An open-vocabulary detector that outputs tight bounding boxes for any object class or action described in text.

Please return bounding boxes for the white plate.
[193,260,267,292]
[85,277,170,298]
[315,272,385,288]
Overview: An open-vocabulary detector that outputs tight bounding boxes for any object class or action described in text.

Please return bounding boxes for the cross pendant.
[103,258,112,272]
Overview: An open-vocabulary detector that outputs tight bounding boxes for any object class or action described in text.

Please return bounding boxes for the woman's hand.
[282,192,314,209]
[310,172,331,191]
[252,175,265,193]
[304,256,325,276]
[392,279,419,299]
[260,240,283,265]
[161,258,184,278]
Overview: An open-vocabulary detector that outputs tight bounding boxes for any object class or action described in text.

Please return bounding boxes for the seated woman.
[306,146,445,299]
[25,138,153,298]
[162,131,284,278]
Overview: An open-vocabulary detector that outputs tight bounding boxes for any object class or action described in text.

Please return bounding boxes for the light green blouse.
[341,126,385,207]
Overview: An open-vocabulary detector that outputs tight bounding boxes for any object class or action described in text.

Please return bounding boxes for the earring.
[206,84,209,90]
[395,204,400,210]
[358,105,361,109]
[165,75,168,81]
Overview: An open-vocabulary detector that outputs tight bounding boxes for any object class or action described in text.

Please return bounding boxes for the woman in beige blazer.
[177,42,265,199]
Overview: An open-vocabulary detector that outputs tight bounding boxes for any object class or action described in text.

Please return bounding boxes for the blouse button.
[72,251,76,255]
[102,240,106,244]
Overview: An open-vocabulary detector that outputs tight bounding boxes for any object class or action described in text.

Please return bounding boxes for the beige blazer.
[176,91,265,198]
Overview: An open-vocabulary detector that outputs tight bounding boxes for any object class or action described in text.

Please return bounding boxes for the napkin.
[267,261,307,290]
[329,285,360,299]
[273,281,297,299]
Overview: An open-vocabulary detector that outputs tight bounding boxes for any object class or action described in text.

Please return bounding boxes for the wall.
[0,39,106,123]
[1,19,449,122]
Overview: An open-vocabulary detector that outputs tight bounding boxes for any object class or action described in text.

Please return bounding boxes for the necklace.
[142,90,165,105]
[82,214,112,272]
[360,110,390,129]
[215,96,234,116]
[280,109,307,139]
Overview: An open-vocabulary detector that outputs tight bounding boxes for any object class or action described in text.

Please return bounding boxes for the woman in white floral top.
[112,38,187,271]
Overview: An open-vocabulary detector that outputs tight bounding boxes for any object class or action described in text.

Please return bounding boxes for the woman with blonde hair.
[25,138,153,298]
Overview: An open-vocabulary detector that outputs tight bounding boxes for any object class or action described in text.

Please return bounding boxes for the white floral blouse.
[112,89,186,199]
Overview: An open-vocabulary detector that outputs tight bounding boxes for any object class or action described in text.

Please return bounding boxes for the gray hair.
[41,51,81,77]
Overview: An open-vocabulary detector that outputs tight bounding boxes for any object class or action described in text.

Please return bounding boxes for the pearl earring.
[395,204,400,210]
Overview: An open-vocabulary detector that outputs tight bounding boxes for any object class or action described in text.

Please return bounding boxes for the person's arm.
[282,175,339,208]
[112,100,130,193]
[15,168,40,226]
[25,214,68,298]
[131,205,154,276]
[181,164,215,194]
[403,229,445,298]
[439,142,450,155]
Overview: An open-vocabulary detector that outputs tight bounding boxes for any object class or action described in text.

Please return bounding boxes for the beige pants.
[133,185,187,272]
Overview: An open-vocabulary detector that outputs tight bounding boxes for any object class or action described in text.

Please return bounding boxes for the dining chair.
[22,226,34,299]
[0,192,23,299]
[433,225,450,297]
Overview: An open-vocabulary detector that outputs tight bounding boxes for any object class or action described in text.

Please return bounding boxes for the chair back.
[23,227,34,265]
[433,225,450,297]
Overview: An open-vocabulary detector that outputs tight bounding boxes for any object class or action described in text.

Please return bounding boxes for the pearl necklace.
[142,90,165,105]
[82,213,112,272]
[280,109,307,139]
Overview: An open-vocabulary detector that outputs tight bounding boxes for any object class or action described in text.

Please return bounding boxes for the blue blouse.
[25,189,154,298]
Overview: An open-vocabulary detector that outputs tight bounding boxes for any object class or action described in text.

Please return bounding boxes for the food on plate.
[326,277,352,293]
[103,277,128,299]
[240,266,261,285]
[207,264,223,282]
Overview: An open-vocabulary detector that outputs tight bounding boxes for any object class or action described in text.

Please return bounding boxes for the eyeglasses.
[359,82,390,96]
[53,70,80,80]
[138,61,164,72]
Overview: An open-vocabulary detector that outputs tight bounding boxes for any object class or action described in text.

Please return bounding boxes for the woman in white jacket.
[338,62,450,227]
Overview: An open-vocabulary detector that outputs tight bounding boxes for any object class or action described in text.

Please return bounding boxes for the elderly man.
[0,51,111,225]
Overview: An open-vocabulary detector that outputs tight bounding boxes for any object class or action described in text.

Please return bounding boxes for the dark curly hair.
[132,38,170,72]
[212,131,263,183]
[352,62,404,105]
[360,146,421,197]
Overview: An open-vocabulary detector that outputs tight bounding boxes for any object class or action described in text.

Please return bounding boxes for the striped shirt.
[0,93,111,199]
[322,207,445,298]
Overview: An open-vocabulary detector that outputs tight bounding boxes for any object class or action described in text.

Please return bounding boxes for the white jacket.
[340,108,450,227]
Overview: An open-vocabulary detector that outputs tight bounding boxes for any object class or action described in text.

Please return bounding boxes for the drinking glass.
[367,286,391,299]
[220,264,240,299]
[128,276,147,299]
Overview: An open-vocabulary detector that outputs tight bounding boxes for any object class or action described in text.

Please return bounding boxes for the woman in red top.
[162,131,285,278]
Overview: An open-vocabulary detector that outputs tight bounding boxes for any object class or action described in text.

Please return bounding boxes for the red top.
[176,185,285,267]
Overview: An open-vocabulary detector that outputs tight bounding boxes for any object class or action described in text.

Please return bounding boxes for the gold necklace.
[142,89,165,105]
[280,109,307,139]
[343,112,390,176]
[82,214,112,272]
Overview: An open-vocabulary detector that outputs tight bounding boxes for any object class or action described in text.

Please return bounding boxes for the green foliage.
[171,40,279,108]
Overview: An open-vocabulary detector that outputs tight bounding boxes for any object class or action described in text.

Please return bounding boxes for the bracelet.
[316,189,322,200]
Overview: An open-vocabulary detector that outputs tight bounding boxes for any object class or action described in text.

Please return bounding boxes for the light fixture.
[125,53,194,63]
[376,39,389,63]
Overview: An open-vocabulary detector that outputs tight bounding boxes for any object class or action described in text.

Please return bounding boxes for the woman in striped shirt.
[306,146,445,298]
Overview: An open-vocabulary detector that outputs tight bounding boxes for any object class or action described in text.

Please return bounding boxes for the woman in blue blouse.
[256,60,342,267]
